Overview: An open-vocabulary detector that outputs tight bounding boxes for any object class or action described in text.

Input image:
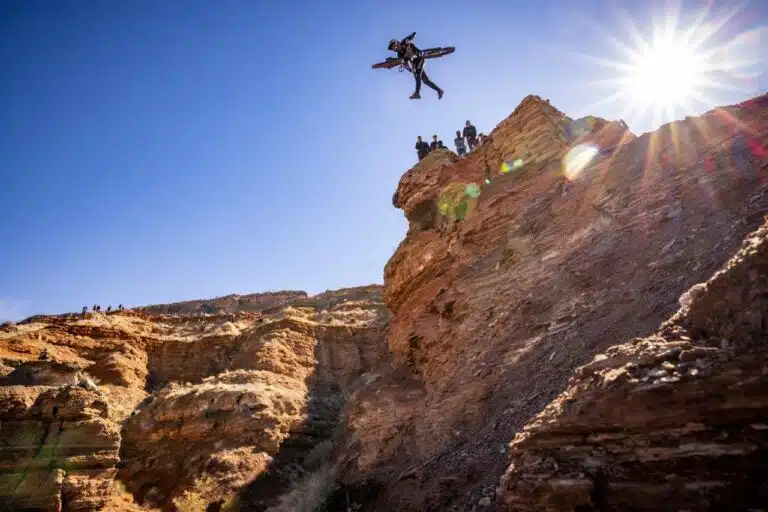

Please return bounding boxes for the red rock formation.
[138,291,308,316]
[0,385,119,511]
[500,217,768,511]
[0,286,388,511]
[2,91,766,512]
[333,93,768,510]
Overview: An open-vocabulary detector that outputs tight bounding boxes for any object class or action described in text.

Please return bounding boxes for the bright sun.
[577,1,765,130]
[627,36,702,105]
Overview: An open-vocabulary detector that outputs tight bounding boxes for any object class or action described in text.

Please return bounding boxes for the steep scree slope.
[0,286,388,511]
[331,94,768,511]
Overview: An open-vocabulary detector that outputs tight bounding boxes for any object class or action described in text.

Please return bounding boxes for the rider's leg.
[421,71,443,98]
[410,59,425,99]
[410,69,422,99]
[413,58,442,98]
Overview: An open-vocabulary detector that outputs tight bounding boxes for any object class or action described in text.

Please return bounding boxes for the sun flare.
[626,35,703,106]
[576,1,766,130]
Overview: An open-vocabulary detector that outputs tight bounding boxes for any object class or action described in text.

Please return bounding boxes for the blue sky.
[1,0,766,319]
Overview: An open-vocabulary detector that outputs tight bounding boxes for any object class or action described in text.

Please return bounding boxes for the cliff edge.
[331,93,767,511]
[1,92,766,511]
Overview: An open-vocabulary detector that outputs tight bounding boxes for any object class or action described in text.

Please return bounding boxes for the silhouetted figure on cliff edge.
[415,136,430,161]
[455,130,467,156]
[430,134,443,151]
[463,120,477,151]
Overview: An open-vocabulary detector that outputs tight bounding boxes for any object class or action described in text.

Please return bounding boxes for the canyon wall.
[500,216,768,511]
[138,291,309,316]
[330,94,768,510]
[0,287,389,511]
[1,93,766,512]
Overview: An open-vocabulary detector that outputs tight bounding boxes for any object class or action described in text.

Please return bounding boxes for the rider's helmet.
[388,39,399,52]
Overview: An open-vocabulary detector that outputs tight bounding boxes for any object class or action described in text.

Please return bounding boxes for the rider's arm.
[402,32,416,43]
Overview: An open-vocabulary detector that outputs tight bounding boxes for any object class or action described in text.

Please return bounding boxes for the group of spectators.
[81,304,124,316]
[415,120,490,161]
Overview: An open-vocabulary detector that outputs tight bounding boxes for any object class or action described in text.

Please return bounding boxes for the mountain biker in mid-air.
[387,32,444,100]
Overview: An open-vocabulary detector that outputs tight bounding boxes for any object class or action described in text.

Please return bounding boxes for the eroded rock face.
[0,286,389,511]
[2,92,766,512]
[120,289,389,509]
[500,218,768,511]
[3,361,83,387]
[335,94,768,510]
[0,386,119,512]
[139,291,308,316]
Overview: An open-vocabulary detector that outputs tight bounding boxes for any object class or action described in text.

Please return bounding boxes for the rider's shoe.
[409,92,421,100]
[438,89,444,99]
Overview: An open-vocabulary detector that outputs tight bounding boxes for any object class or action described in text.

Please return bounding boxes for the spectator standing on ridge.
[463,120,478,151]
[430,134,442,151]
[454,130,466,156]
[106,306,112,313]
[415,136,430,161]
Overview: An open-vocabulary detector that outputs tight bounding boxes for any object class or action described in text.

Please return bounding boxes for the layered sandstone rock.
[335,94,768,510]
[120,288,389,510]
[0,385,120,511]
[139,291,308,316]
[1,92,766,512]
[0,286,388,511]
[500,217,768,511]
[0,313,155,511]
[392,95,635,232]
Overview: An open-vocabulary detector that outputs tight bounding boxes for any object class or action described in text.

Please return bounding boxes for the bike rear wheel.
[372,57,404,69]
[420,47,455,59]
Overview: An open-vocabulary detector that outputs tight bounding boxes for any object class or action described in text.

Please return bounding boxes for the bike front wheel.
[372,57,404,69]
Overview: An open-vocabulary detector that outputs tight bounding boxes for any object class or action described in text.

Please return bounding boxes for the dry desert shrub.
[108,480,161,512]
[172,476,241,512]
[266,464,339,512]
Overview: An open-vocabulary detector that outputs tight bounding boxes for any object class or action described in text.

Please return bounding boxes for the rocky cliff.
[138,291,309,316]
[1,92,766,512]
[0,286,389,511]
[499,216,768,511]
[328,93,768,510]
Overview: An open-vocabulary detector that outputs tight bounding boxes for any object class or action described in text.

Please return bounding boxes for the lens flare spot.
[501,159,525,174]
[465,183,481,198]
[566,116,596,138]
[562,144,599,180]
[437,182,479,220]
